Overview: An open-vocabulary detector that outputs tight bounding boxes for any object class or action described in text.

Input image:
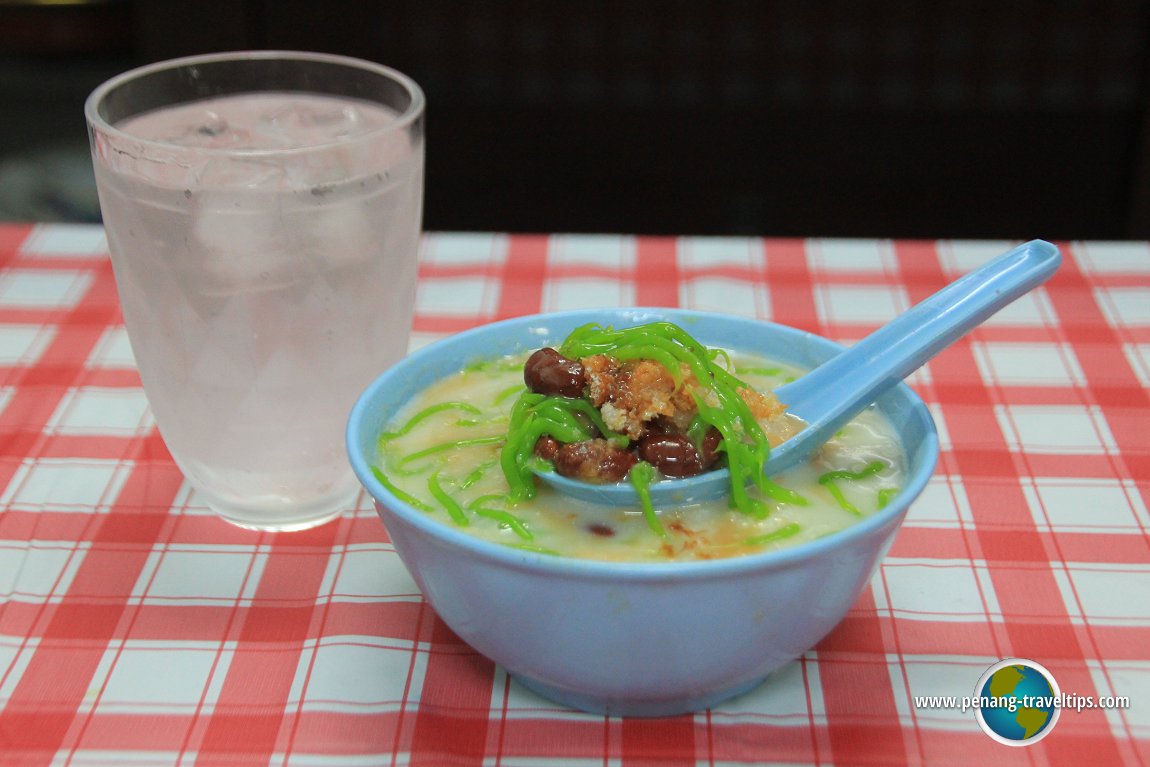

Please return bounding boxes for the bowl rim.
[347,307,940,582]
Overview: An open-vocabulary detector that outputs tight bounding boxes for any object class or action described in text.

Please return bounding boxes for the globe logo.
[973,659,1061,746]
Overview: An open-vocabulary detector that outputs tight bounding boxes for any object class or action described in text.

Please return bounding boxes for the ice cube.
[156,110,256,149]
[189,199,289,292]
[262,102,367,140]
[195,155,287,189]
[191,111,229,138]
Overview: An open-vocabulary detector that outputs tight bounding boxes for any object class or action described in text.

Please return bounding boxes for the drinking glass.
[85,51,425,531]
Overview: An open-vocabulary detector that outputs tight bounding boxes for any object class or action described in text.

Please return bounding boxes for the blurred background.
[2,0,1150,240]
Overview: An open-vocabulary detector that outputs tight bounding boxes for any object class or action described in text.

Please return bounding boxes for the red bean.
[553,439,637,483]
[637,433,705,477]
[524,347,586,398]
[534,435,561,460]
[699,427,723,468]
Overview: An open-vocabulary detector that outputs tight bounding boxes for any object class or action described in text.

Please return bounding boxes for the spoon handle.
[775,239,1061,438]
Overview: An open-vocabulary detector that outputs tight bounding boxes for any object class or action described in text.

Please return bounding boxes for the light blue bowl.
[347,308,939,717]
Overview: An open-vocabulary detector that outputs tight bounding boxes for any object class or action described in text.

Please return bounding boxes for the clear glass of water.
[85,51,425,531]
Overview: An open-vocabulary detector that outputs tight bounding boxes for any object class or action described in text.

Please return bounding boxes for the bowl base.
[512,672,766,718]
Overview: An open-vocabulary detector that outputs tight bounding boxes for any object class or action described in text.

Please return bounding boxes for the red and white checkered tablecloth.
[0,223,1147,766]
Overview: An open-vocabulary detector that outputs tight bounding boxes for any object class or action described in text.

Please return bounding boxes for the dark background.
[3,0,1150,240]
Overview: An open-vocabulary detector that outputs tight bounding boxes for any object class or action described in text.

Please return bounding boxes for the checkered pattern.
[0,224,1147,766]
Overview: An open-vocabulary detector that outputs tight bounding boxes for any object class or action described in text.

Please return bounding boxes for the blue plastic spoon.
[535,239,1062,507]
